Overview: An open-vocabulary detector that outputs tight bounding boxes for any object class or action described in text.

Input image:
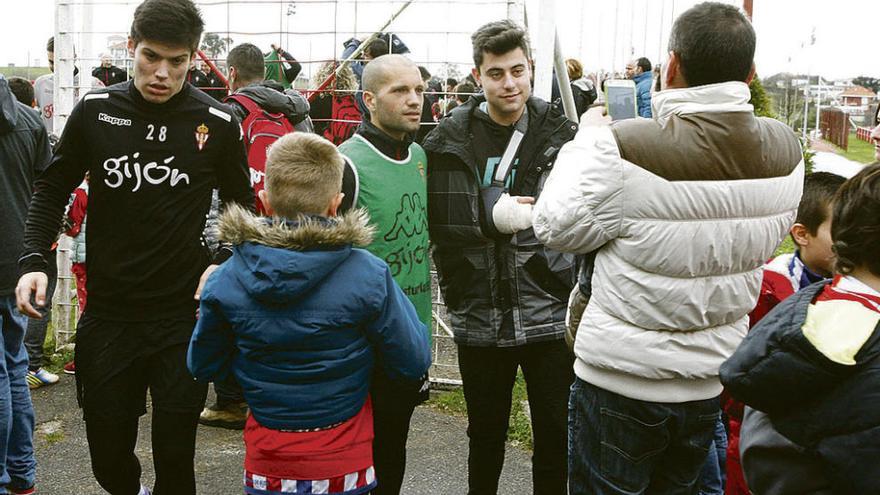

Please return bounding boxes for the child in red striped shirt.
[721,164,880,494]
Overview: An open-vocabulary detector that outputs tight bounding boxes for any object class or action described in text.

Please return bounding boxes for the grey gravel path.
[31,376,533,494]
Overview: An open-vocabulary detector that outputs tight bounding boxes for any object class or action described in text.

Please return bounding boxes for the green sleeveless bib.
[339,134,432,336]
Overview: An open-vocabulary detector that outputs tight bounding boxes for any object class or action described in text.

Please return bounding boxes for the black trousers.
[370,368,426,495]
[85,409,202,495]
[457,339,574,495]
[76,314,208,494]
[213,372,245,407]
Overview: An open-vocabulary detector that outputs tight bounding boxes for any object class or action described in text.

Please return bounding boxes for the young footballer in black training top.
[15,1,253,494]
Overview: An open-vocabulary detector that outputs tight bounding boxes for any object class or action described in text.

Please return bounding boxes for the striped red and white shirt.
[243,397,376,495]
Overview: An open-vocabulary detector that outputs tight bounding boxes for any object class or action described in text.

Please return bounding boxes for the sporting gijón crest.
[195,123,210,151]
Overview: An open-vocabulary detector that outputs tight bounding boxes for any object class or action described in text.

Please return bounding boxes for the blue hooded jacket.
[633,71,653,118]
[187,205,431,430]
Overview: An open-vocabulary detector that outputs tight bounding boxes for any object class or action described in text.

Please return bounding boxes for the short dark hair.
[636,57,652,73]
[7,77,34,107]
[471,20,531,70]
[454,82,475,103]
[130,0,204,52]
[366,38,389,59]
[446,77,458,87]
[227,43,265,83]
[832,164,880,277]
[796,172,846,234]
[418,66,431,82]
[46,36,54,53]
[668,2,755,87]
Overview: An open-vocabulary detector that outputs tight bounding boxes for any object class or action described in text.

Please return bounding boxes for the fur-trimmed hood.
[219,203,374,249]
[218,204,376,304]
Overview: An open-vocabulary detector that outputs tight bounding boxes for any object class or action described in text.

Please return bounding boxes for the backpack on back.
[225,93,295,215]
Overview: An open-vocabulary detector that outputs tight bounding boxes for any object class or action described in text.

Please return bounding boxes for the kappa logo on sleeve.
[98,112,132,127]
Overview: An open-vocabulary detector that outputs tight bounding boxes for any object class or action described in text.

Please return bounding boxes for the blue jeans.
[568,378,719,495]
[698,416,728,495]
[0,296,36,493]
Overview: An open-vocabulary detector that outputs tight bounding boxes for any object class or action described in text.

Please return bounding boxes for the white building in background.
[836,86,878,116]
[105,35,129,70]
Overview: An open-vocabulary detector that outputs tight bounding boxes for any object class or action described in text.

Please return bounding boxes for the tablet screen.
[606,84,637,121]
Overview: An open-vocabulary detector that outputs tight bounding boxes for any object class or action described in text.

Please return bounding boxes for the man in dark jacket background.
[0,74,51,495]
[91,54,128,87]
[225,43,313,133]
[423,20,577,494]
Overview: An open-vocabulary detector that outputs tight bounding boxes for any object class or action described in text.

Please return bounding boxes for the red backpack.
[325,94,361,145]
[225,94,295,215]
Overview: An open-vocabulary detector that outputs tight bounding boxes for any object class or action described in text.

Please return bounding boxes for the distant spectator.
[552,58,597,118]
[309,60,361,145]
[91,54,128,86]
[264,43,302,89]
[33,36,104,140]
[366,38,390,62]
[7,77,34,107]
[454,82,475,105]
[417,70,439,143]
[203,64,228,101]
[417,66,431,84]
[65,174,89,315]
[445,77,458,94]
[186,59,210,90]
[625,56,653,117]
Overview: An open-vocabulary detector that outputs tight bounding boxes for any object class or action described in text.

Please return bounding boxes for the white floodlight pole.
[802,83,810,140]
[54,0,77,349]
[507,0,525,26]
[815,76,822,138]
[82,0,95,80]
[554,33,577,122]
[532,0,556,101]
[55,0,75,136]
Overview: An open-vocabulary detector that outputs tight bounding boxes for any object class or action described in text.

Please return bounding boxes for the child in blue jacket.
[188,132,431,495]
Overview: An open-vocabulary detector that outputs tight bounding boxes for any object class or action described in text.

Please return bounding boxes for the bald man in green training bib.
[337,54,430,495]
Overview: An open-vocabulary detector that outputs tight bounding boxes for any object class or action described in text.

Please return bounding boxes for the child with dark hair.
[721,164,880,494]
[6,77,34,107]
[721,171,846,495]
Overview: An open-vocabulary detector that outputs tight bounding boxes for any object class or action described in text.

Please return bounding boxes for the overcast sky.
[3,0,878,82]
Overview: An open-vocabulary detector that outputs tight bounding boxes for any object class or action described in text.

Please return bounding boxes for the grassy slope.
[842,132,877,165]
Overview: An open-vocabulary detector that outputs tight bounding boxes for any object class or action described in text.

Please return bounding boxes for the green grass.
[840,132,877,164]
[775,236,796,257]
[43,431,65,444]
[428,372,534,450]
[0,66,50,80]
[42,319,75,375]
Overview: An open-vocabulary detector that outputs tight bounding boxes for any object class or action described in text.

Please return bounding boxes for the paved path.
[811,151,865,178]
[32,376,533,494]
